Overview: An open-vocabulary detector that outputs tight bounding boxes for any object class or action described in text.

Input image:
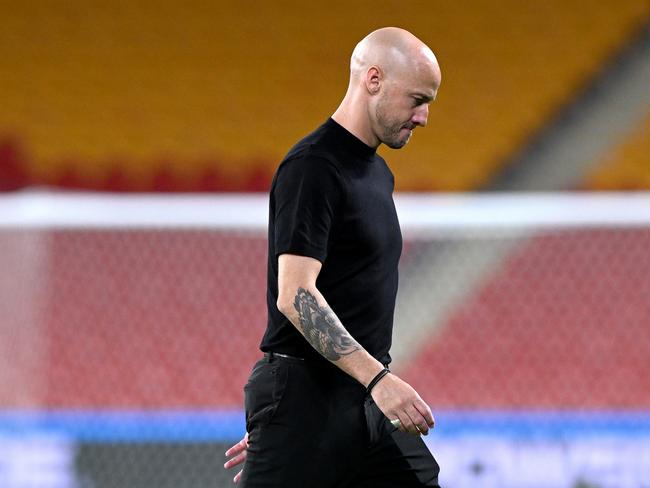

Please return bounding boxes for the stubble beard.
[375,99,412,149]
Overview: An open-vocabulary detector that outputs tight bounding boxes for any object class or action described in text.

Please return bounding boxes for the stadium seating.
[2,227,648,409]
[0,231,267,408]
[586,111,650,190]
[1,0,649,410]
[400,230,650,408]
[1,1,649,191]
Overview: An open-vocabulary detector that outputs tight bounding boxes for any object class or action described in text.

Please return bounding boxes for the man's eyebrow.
[412,93,434,102]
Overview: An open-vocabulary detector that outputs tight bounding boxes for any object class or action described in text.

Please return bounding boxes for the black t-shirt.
[261,118,403,366]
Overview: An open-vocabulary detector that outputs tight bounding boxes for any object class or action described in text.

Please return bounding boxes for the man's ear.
[365,66,382,95]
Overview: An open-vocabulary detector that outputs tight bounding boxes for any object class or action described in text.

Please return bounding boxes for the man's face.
[372,65,439,149]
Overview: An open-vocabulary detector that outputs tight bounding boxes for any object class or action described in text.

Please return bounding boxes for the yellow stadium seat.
[1,0,649,190]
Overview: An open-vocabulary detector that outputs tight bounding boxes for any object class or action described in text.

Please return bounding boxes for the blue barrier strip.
[433,410,650,439]
[1,409,650,442]
[0,410,245,442]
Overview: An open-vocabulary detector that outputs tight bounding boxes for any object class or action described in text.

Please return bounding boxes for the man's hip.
[239,354,440,488]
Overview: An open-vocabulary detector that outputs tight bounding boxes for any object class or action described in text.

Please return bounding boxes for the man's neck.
[331,97,380,149]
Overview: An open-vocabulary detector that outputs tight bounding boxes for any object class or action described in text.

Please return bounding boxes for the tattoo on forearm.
[293,287,360,361]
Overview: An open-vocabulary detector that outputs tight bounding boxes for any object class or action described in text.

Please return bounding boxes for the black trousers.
[240,354,441,487]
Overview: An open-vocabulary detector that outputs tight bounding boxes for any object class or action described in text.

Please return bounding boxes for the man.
[224,26,442,487]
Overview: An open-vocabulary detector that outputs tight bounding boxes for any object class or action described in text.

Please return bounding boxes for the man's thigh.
[345,398,441,488]
[239,358,367,488]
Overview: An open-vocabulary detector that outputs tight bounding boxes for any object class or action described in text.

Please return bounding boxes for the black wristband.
[366,367,390,395]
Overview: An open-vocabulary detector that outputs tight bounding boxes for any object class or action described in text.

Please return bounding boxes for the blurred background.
[1,1,649,487]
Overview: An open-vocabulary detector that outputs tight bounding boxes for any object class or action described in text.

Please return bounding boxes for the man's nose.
[412,105,429,127]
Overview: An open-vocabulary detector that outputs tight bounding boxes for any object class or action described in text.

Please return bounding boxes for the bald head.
[350,27,440,87]
[333,27,441,149]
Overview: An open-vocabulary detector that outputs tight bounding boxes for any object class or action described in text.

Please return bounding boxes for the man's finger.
[234,469,243,483]
[391,412,408,433]
[405,405,429,435]
[225,438,247,457]
[397,411,419,436]
[224,451,247,469]
[413,400,435,428]
[224,444,244,458]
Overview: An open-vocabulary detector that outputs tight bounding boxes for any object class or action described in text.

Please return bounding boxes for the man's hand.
[371,373,435,436]
[223,433,248,483]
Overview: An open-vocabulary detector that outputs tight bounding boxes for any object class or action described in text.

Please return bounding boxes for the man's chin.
[384,134,411,149]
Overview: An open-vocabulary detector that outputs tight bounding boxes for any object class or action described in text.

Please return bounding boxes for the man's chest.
[331,173,402,258]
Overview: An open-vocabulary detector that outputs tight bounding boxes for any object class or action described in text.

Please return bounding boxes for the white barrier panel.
[1,191,649,229]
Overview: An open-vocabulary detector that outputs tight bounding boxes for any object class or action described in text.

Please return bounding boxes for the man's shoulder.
[283,121,338,164]
[271,139,345,203]
[276,149,341,182]
[272,125,345,194]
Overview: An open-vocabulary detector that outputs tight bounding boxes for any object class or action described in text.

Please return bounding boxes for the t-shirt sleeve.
[273,156,343,263]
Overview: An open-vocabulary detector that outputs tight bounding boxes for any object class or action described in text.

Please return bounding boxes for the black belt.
[264,351,306,362]
[264,351,390,370]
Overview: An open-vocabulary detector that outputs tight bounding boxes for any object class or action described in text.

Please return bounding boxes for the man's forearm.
[279,286,385,387]
[292,287,360,361]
